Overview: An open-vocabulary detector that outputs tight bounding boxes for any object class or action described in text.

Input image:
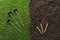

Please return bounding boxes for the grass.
[0,0,30,40]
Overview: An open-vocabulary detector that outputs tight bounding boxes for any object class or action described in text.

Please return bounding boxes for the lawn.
[0,0,30,40]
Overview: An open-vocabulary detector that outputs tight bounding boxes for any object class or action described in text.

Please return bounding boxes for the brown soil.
[29,0,60,40]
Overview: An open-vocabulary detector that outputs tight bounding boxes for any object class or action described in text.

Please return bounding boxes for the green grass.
[0,0,30,40]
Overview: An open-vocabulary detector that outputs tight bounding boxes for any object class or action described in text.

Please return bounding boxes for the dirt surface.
[30,0,60,40]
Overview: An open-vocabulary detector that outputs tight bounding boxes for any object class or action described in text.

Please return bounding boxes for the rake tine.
[8,11,22,30]
[13,8,24,26]
[40,23,44,32]
[17,14,24,26]
[7,19,21,33]
[10,22,21,33]
[36,26,43,34]
[11,16,22,30]
[43,23,48,33]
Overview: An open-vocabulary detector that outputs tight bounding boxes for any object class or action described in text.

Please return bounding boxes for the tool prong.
[11,15,22,30]
[10,22,21,33]
[36,26,43,34]
[40,23,44,32]
[43,23,48,33]
[13,8,24,26]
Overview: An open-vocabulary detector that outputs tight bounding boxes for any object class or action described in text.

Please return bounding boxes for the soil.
[29,0,60,40]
